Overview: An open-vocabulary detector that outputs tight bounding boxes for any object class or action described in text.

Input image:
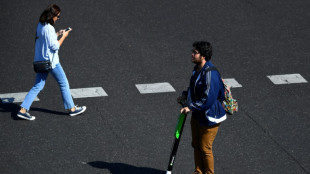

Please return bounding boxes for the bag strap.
[205,66,226,101]
[35,31,39,43]
[205,66,220,76]
[35,31,54,64]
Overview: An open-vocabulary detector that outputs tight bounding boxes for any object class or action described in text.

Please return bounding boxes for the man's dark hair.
[39,4,61,25]
[193,41,212,61]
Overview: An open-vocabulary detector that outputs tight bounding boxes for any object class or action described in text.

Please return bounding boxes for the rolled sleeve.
[46,26,60,51]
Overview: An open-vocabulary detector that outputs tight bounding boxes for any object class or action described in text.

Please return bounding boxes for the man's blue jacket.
[184,61,227,126]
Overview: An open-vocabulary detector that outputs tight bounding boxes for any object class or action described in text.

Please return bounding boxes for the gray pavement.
[1,0,310,174]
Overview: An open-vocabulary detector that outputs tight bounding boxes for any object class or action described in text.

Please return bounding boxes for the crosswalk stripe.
[1,74,309,103]
[70,87,108,98]
[135,82,176,94]
[223,78,242,88]
[0,92,39,103]
[267,74,308,85]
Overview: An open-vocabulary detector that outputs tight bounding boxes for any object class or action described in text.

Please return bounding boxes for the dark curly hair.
[193,41,212,61]
[39,4,61,25]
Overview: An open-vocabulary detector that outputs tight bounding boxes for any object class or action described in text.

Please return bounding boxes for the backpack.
[222,79,238,115]
[205,67,238,115]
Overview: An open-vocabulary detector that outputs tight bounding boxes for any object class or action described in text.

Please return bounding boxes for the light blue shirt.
[34,22,60,69]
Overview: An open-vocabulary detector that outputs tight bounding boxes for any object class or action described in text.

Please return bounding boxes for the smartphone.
[65,27,71,31]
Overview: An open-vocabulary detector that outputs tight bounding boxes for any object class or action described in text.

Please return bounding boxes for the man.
[178,41,226,174]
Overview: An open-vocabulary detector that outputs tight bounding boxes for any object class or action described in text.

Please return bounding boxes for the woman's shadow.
[88,161,165,174]
[0,101,67,120]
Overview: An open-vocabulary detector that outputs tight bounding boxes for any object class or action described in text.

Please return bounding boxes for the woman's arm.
[58,28,72,46]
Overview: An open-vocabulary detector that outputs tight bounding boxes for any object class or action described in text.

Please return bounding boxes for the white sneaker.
[17,111,36,121]
[69,105,86,116]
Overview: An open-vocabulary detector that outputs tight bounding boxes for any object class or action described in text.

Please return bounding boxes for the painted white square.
[0,92,39,103]
[267,74,308,85]
[70,87,108,98]
[136,82,176,94]
[223,78,242,88]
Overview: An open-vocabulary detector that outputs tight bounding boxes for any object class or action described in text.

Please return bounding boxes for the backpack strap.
[35,31,39,43]
[205,66,221,76]
[205,66,225,100]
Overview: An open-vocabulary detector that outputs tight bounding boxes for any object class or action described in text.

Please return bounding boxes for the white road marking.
[267,74,308,85]
[1,74,307,103]
[70,87,108,98]
[0,92,39,103]
[136,82,176,94]
[223,78,242,88]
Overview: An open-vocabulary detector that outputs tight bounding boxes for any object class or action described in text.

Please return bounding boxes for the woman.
[17,4,86,120]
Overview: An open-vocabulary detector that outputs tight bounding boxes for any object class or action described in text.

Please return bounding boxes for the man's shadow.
[88,161,165,174]
[0,100,67,120]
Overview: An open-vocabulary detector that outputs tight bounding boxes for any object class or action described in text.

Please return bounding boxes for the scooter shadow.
[88,161,165,174]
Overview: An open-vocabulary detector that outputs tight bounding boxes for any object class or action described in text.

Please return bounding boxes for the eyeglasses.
[191,50,200,55]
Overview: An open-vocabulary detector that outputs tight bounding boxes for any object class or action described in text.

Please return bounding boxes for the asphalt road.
[1,0,310,174]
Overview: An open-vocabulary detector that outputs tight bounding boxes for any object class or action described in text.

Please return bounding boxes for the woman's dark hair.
[39,4,61,25]
[193,41,212,61]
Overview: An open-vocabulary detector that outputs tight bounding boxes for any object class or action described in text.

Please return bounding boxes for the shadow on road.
[0,102,67,120]
[88,161,165,174]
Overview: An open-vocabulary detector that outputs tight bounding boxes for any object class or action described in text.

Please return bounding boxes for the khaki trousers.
[191,117,220,174]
